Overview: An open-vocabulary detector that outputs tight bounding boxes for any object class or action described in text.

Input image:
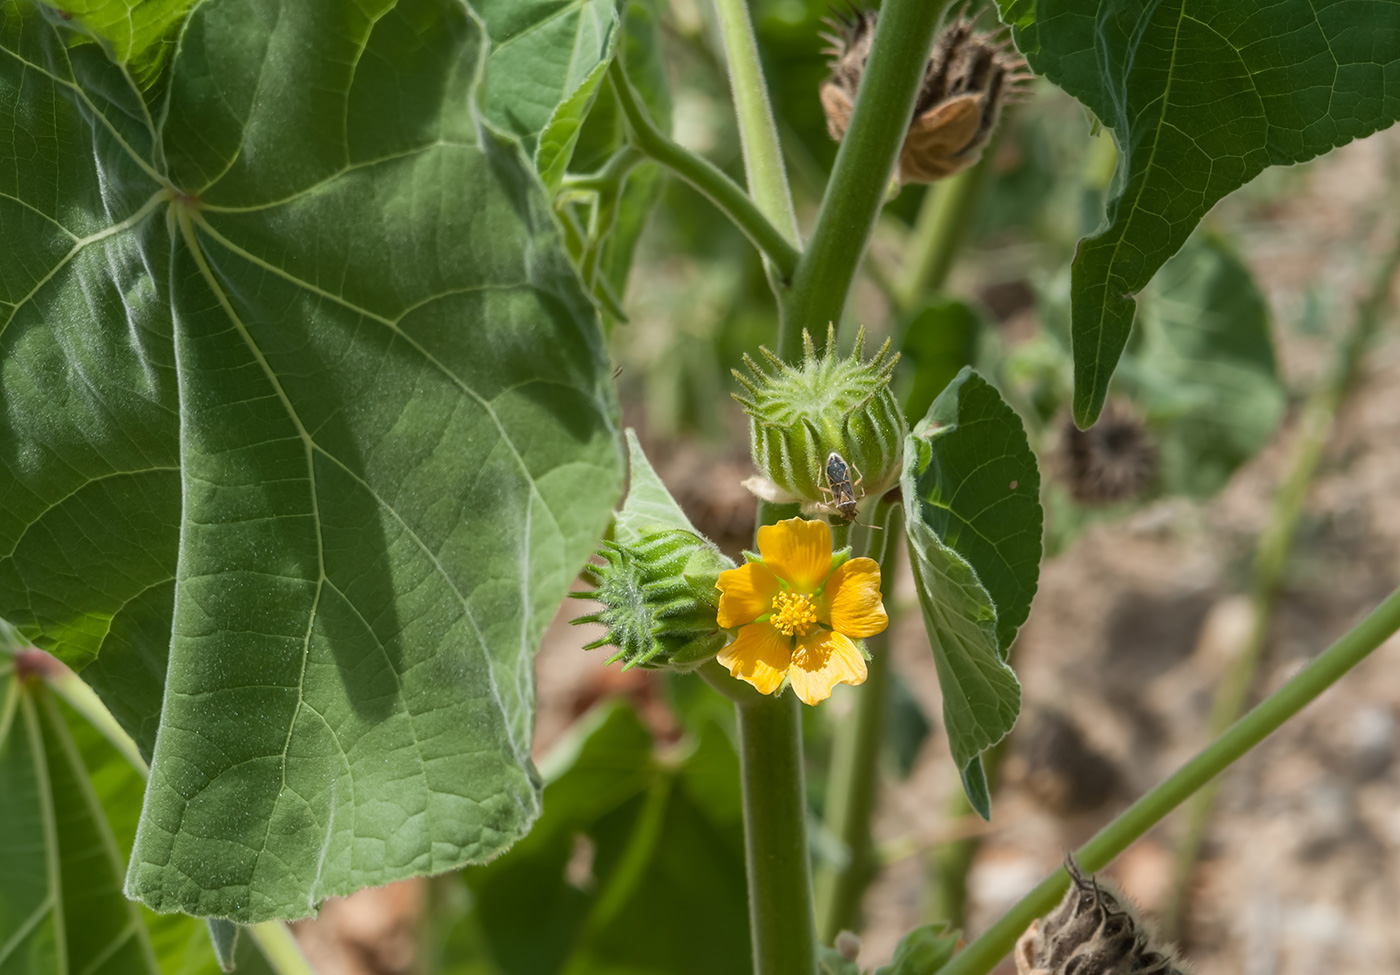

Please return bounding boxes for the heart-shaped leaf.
[0,0,622,922]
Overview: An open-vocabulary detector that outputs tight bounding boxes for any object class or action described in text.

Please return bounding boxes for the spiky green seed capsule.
[733,325,905,509]
[571,529,731,671]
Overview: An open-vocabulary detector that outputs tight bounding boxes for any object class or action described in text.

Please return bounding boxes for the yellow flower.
[715,517,888,705]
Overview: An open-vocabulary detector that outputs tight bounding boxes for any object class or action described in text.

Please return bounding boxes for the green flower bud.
[571,528,733,672]
[733,325,905,511]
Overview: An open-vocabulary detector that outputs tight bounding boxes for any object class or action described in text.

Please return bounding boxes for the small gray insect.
[820,451,863,522]
[1014,855,1189,975]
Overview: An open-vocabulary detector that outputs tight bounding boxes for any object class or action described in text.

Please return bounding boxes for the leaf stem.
[934,582,1400,975]
[609,59,799,283]
[814,500,901,942]
[1161,226,1400,938]
[247,923,318,975]
[782,0,948,359]
[710,0,801,250]
[737,690,820,975]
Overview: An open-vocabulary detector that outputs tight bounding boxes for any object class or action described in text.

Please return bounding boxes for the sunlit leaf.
[901,368,1041,812]
[478,0,622,188]
[0,0,623,922]
[998,0,1400,424]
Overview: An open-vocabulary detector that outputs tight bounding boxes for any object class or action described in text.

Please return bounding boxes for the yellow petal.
[821,557,888,638]
[788,631,867,706]
[717,623,792,696]
[756,517,832,592]
[716,561,781,628]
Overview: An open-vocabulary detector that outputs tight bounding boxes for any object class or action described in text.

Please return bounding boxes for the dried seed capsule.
[820,4,1033,185]
[733,325,904,514]
[1014,856,1190,975]
[1056,402,1158,504]
[571,529,732,672]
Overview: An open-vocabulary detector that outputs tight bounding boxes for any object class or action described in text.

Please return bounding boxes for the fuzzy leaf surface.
[0,0,622,921]
[997,0,1400,424]
[902,368,1040,797]
[477,0,621,187]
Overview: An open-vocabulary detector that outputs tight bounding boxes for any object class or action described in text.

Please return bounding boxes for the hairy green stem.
[1162,229,1400,938]
[814,500,902,942]
[737,691,820,975]
[934,582,1400,975]
[893,139,1001,312]
[247,924,317,975]
[783,0,948,359]
[711,0,801,251]
[609,59,799,282]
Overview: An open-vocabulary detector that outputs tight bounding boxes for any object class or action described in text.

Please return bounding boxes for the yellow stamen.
[770,591,818,637]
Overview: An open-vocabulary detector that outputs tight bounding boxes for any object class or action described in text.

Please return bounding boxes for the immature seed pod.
[571,529,732,672]
[1014,856,1190,975]
[820,5,1032,184]
[733,325,904,511]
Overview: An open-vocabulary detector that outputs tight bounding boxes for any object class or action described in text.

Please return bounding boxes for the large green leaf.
[1119,232,1285,497]
[477,0,621,187]
[52,687,279,975]
[457,702,750,975]
[0,672,160,975]
[0,0,623,922]
[997,0,1400,425]
[901,368,1041,812]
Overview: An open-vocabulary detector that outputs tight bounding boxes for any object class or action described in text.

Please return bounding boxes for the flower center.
[770,591,818,637]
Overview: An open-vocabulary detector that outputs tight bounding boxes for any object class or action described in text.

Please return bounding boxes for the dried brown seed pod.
[1056,402,1158,505]
[819,4,1032,184]
[1014,855,1190,975]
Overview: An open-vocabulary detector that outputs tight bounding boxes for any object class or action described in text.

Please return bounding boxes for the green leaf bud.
[733,325,905,512]
[571,528,733,672]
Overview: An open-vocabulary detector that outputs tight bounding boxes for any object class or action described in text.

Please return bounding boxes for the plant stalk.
[893,136,1001,313]
[737,690,820,975]
[933,582,1400,975]
[783,0,948,359]
[609,59,800,283]
[814,500,902,942]
[1161,226,1400,939]
[711,0,801,252]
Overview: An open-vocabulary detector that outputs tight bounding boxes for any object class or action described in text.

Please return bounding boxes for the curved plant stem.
[892,130,1004,313]
[711,0,801,252]
[814,500,901,943]
[1161,227,1400,939]
[737,690,820,975]
[609,59,800,283]
[933,582,1400,975]
[783,0,949,360]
